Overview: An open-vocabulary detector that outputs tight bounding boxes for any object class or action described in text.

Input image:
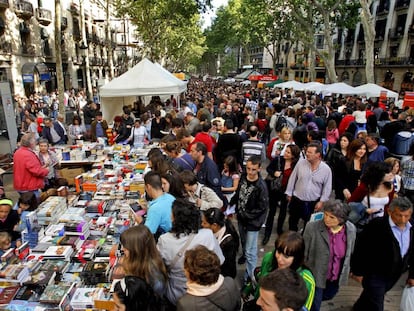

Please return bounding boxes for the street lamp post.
[80,0,93,100]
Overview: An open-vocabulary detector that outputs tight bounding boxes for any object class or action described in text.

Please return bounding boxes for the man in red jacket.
[13,133,49,198]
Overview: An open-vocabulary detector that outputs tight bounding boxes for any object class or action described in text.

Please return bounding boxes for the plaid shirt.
[402,159,414,190]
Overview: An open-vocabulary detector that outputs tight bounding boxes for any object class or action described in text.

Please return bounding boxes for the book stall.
[0,142,153,311]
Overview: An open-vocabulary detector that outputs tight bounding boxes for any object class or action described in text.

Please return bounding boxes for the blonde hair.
[0,232,11,248]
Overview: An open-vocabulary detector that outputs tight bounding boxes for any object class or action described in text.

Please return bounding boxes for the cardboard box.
[58,168,84,186]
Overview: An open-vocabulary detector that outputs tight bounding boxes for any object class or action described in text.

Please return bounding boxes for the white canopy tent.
[303,82,325,94]
[322,82,363,96]
[99,58,187,121]
[354,83,399,102]
[273,80,305,91]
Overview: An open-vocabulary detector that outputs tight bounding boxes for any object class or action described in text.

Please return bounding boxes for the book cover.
[0,286,20,305]
[40,260,69,273]
[70,287,105,308]
[39,284,71,304]
[5,300,40,311]
[25,269,56,286]
[43,246,73,258]
[13,284,44,302]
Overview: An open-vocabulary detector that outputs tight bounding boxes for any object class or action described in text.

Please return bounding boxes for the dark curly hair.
[360,161,392,191]
[171,198,200,238]
[184,245,220,286]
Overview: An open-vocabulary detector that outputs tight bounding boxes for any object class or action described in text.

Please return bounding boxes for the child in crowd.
[13,192,38,233]
[221,155,240,204]
[0,198,21,247]
[0,232,11,256]
[326,119,339,147]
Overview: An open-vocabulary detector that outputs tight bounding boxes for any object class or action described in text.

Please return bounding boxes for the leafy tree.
[113,0,209,68]
[287,0,360,83]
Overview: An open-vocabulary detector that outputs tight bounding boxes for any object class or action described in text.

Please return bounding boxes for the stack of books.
[42,245,74,261]
[86,200,105,214]
[89,216,112,237]
[64,221,90,240]
[58,207,86,223]
[0,264,30,283]
[37,196,67,225]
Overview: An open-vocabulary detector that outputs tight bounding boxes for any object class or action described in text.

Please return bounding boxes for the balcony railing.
[61,51,68,62]
[15,1,33,19]
[389,28,404,40]
[395,0,410,10]
[0,0,9,9]
[36,8,52,25]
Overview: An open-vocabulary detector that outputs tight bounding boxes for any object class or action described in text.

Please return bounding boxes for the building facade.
[336,0,413,92]
[0,0,139,97]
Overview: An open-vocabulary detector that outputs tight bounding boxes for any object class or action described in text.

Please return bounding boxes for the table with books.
[0,144,154,310]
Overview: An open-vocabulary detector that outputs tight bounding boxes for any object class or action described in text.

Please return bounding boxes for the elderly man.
[13,133,49,198]
[351,197,414,311]
[285,141,332,231]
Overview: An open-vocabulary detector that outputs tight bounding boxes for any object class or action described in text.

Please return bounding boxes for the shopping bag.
[400,286,414,311]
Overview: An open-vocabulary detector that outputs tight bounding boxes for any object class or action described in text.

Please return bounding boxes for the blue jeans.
[238,222,259,282]
[311,280,339,311]
[348,202,367,224]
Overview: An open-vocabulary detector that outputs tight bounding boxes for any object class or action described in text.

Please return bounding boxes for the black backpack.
[275,114,288,132]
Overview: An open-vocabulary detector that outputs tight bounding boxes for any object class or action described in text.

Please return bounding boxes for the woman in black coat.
[202,208,239,278]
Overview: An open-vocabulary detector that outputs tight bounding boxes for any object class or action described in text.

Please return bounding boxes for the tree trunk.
[360,0,375,83]
[308,49,316,82]
[55,0,65,120]
[322,11,337,83]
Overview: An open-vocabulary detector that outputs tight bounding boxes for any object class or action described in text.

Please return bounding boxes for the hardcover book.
[39,284,71,304]
[0,286,20,305]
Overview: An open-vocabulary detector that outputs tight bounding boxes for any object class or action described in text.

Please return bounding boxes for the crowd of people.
[7,78,414,311]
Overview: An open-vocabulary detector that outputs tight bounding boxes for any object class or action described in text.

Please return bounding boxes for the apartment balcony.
[0,0,9,10]
[89,57,102,66]
[36,8,52,26]
[409,25,414,37]
[91,34,100,44]
[73,29,81,42]
[72,56,83,65]
[15,1,33,19]
[61,17,68,30]
[70,2,79,16]
[22,44,36,56]
[389,28,404,41]
[395,0,410,10]
[374,32,385,41]
[0,40,11,54]
[61,50,68,62]
[381,57,411,66]
[19,22,30,34]
[43,46,52,58]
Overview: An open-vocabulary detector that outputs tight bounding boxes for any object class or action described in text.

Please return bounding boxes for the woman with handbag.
[262,144,301,245]
[347,161,395,227]
[157,198,224,306]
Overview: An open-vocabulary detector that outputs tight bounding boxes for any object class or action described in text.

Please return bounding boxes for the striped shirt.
[241,139,266,167]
